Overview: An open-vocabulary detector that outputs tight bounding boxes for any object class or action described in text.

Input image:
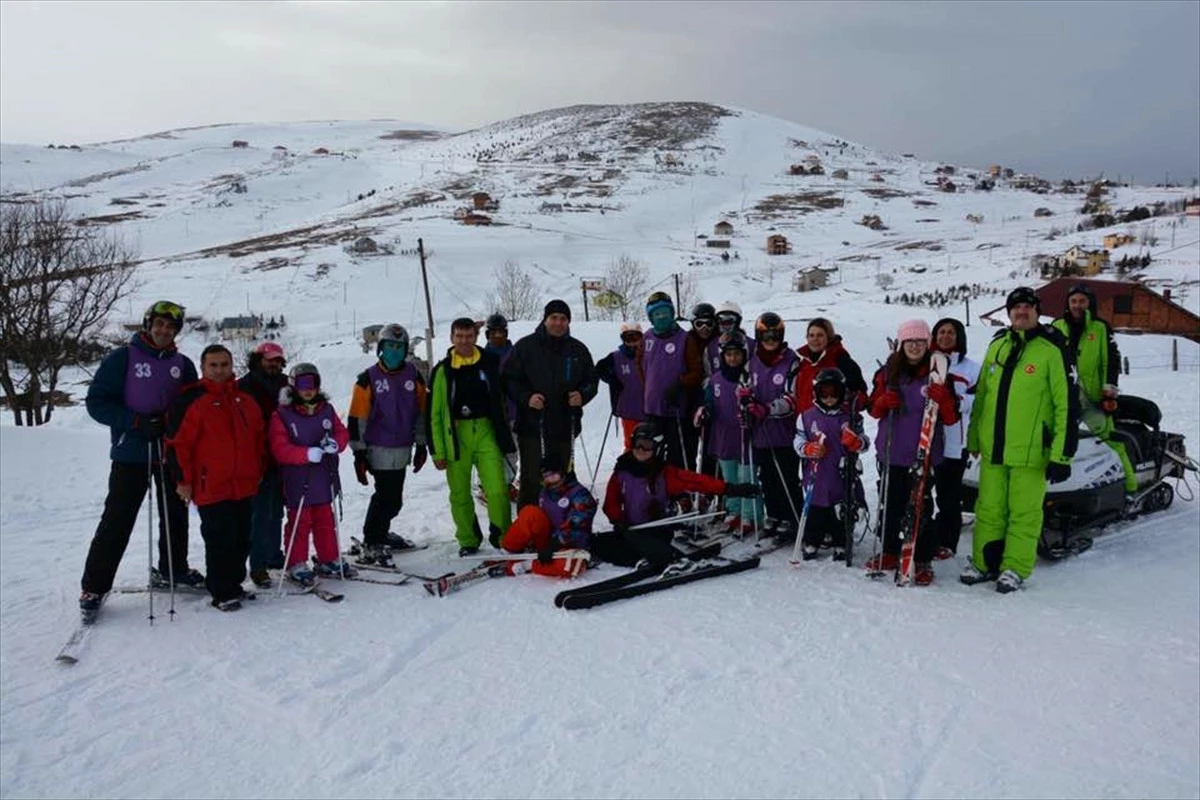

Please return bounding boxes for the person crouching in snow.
[792,368,869,561]
[268,363,354,587]
[499,454,597,578]
[592,421,759,569]
[865,320,958,585]
[694,336,762,536]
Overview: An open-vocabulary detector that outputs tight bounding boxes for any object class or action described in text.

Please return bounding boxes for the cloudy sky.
[2,0,1197,182]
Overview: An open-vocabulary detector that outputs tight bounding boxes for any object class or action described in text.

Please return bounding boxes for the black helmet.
[630,421,666,459]
[755,312,785,343]
[485,313,508,333]
[690,302,716,323]
[1064,282,1097,315]
[813,368,846,411]
[288,362,321,391]
[719,335,748,359]
[143,300,185,332]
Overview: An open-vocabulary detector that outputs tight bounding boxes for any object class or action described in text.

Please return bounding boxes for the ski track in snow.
[3,113,1200,798]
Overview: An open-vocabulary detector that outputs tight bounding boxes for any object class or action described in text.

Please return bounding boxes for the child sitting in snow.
[499,454,596,578]
[268,363,354,587]
[792,368,869,561]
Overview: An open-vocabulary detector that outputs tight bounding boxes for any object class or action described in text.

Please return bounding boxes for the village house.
[462,212,492,226]
[472,192,491,210]
[1185,198,1200,217]
[220,315,261,340]
[792,267,831,292]
[1103,233,1137,250]
[706,239,731,249]
[713,220,734,236]
[766,234,791,255]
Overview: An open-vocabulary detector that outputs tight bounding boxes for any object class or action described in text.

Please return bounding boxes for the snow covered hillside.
[2,103,1198,798]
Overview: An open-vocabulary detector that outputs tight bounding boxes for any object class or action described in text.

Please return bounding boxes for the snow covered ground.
[2,106,1199,798]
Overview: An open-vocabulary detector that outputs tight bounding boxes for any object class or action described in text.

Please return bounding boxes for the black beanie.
[543,299,571,322]
[540,452,566,475]
[1006,286,1040,312]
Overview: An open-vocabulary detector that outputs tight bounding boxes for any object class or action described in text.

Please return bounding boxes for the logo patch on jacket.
[1024,364,1037,375]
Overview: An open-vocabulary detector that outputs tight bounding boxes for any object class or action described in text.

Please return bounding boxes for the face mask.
[649,308,675,335]
[380,346,406,370]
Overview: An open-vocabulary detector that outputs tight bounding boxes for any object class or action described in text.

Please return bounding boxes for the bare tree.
[484,260,541,321]
[597,254,649,320]
[676,272,699,316]
[0,199,139,425]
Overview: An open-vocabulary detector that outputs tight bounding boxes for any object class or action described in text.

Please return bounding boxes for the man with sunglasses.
[237,341,290,587]
[79,300,202,620]
[964,287,1078,594]
[642,292,705,471]
[595,323,647,451]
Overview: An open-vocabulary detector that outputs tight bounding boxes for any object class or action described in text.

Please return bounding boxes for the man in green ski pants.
[428,317,516,556]
[1052,282,1137,495]
[964,287,1079,594]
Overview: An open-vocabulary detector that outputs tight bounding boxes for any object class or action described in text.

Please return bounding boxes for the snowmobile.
[962,394,1198,560]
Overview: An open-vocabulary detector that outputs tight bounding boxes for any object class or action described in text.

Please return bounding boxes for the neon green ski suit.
[1052,309,1136,491]
[967,325,1077,580]
[427,347,515,549]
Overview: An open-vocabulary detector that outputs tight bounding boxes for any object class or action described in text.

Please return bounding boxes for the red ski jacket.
[167,378,266,506]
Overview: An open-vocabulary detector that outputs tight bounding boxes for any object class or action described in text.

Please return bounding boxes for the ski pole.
[277,492,306,598]
[789,457,820,566]
[577,424,594,491]
[745,425,762,545]
[769,446,803,537]
[155,439,177,620]
[868,409,895,575]
[587,413,613,496]
[146,442,155,626]
[330,484,346,580]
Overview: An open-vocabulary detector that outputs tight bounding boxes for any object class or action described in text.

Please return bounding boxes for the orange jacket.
[168,378,266,506]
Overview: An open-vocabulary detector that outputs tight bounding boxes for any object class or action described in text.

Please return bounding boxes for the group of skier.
[77,280,1108,616]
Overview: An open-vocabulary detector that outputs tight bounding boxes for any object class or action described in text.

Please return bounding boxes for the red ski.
[896,352,949,586]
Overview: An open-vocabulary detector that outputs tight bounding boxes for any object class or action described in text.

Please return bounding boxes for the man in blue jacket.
[78,301,203,618]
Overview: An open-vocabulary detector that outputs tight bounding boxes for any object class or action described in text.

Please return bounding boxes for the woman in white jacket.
[930,318,981,558]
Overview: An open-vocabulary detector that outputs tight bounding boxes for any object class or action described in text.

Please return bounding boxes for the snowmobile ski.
[559,556,761,610]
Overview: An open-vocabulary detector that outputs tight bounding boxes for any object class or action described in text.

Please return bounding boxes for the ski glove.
[412,444,428,474]
[927,382,958,424]
[536,542,557,564]
[692,406,709,428]
[354,451,371,485]
[840,424,865,453]
[745,401,769,422]
[724,482,760,498]
[871,390,903,418]
[735,385,754,403]
[1046,462,1072,484]
[801,441,827,459]
[306,447,324,464]
[320,435,339,455]
[135,414,166,439]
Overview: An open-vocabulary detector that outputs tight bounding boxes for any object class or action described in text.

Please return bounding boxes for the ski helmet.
[646,291,675,316]
[142,300,185,333]
[288,362,321,392]
[690,302,717,324]
[755,312,785,343]
[812,368,846,411]
[485,313,508,333]
[630,420,667,459]
[719,335,748,360]
[716,301,743,334]
[1065,282,1097,315]
[376,323,409,357]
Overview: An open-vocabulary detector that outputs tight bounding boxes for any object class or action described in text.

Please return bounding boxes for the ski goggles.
[692,317,716,331]
[758,329,783,343]
[620,331,643,343]
[716,314,740,329]
[149,300,185,322]
[632,440,657,454]
[293,374,319,392]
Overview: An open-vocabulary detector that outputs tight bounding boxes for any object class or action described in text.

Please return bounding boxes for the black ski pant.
[880,464,935,563]
[934,457,967,554]
[589,527,683,570]
[362,468,406,547]
[755,446,802,525]
[248,468,285,572]
[801,505,841,549]
[81,459,191,595]
[198,498,252,603]
[517,434,573,509]
[648,414,687,470]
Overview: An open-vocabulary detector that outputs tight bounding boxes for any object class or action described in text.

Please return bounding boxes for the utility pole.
[417,238,435,369]
[673,273,682,310]
[580,281,590,322]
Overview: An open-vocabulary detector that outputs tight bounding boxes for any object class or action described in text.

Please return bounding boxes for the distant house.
[706,239,731,249]
[1034,207,1054,218]
[472,192,491,210]
[965,213,984,224]
[350,236,378,254]
[1185,199,1200,217]
[860,214,886,231]
[539,202,563,214]
[831,168,849,180]
[462,212,492,226]
[1064,245,1110,275]
[312,147,329,155]
[713,220,734,236]
[979,278,1200,344]
[988,164,1002,178]
[220,315,261,340]
[869,173,885,183]
[231,140,249,149]
[789,164,807,176]
[272,145,287,151]
[766,234,790,255]
[792,267,830,292]
[361,324,385,353]
[1103,233,1136,250]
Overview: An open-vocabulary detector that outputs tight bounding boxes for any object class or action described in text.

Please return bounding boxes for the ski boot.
[774,520,797,543]
[79,591,103,624]
[959,561,999,586]
[316,559,358,579]
[286,563,316,588]
[212,597,243,612]
[864,552,899,572]
[914,562,935,586]
[357,544,394,569]
[458,545,480,558]
[384,532,418,551]
[249,569,273,589]
[801,544,820,561]
[995,570,1023,594]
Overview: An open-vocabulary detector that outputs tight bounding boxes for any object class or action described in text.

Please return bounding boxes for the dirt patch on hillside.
[754,191,844,217]
[74,210,147,226]
[895,240,944,252]
[65,163,152,188]
[378,130,445,141]
[193,223,380,259]
[861,187,910,200]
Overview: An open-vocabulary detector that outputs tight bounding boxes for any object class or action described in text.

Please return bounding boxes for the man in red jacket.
[167,345,266,611]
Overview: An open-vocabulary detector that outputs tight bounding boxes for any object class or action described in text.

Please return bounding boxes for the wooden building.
[472,192,491,210]
[766,234,791,255]
[713,220,734,236]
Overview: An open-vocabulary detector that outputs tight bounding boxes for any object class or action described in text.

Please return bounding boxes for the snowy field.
[2,106,1199,798]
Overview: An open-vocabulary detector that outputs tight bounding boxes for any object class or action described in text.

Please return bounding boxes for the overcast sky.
[2,0,1197,182]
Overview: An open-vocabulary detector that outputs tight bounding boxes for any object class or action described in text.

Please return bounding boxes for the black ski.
[841,394,866,567]
[560,556,761,610]
[553,541,725,608]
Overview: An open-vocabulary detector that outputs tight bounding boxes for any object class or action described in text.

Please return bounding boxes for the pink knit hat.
[896,319,931,343]
[255,341,285,359]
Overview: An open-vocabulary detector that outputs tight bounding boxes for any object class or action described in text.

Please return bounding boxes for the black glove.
[536,542,557,565]
[354,452,371,486]
[1046,462,1072,485]
[411,445,427,474]
[136,414,165,439]
[725,482,761,498]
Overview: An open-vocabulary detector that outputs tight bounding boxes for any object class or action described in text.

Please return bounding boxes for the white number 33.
[134,363,152,378]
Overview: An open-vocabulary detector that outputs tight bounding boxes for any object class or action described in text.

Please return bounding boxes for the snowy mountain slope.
[2,103,1199,798]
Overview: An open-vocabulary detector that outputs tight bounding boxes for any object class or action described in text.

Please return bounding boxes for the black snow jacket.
[503,324,597,439]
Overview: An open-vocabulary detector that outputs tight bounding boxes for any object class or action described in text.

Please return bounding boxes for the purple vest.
[707,370,746,461]
[704,337,723,375]
[365,363,420,447]
[798,407,850,507]
[611,348,645,421]
[615,468,671,526]
[276,404,341,507]
[124,347,188,414]
[642,327,688,416]
[539,481,592,548]
[749,349,799,449]
[876,374,944,468]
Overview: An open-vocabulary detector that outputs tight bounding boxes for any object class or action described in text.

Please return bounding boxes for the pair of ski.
[553,542,760,610]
